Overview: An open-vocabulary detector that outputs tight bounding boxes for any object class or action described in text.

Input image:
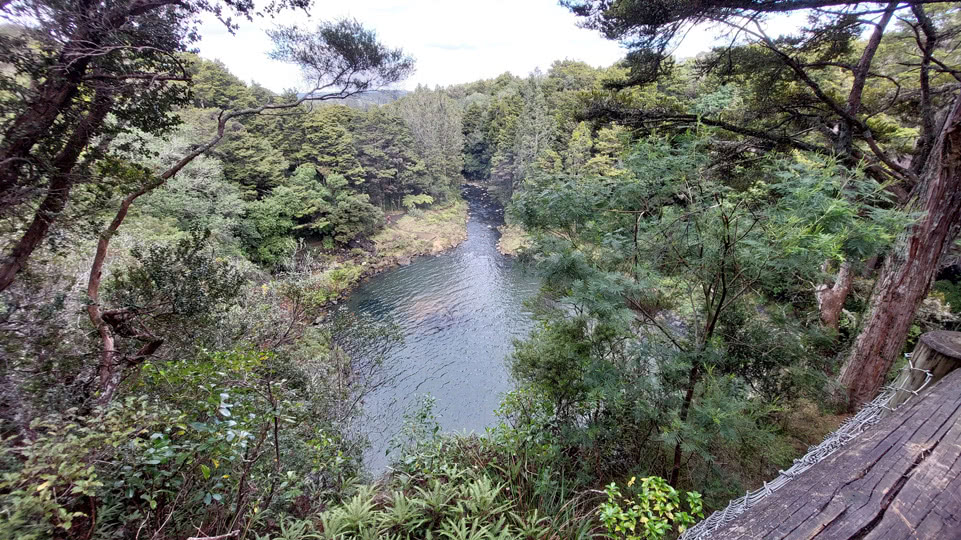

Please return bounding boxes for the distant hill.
[295,89,407,109]
[308,89,408,109]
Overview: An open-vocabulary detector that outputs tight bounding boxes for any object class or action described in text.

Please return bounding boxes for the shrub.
[598,476,703,539]
[317,464,553,539]
[933,279,961,313]
[402,193,434,210]
[0,348,365,540]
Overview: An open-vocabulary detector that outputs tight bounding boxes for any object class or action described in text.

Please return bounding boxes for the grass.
[371,199,468,263]
[313,261,365,303]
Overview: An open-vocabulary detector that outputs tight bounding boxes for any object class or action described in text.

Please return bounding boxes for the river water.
[344,185,539,471]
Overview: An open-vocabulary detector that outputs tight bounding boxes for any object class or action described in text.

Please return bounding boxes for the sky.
[195,0,620,92]
[196,1,801,93]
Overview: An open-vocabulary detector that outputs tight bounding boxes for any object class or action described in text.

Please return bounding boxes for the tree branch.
[186,531,239,540]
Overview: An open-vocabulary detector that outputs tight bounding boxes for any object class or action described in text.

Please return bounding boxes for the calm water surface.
[344,185,539,471]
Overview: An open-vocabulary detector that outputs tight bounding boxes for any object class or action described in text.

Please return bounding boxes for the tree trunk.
[669,361,699,487]
[0,0,172,204]
[815,260,854,332]
[88,114,234,406]
[0,47,94,204]
[0,89,114,292]
[88,177,168,408]
[886,330,961,410]
[839,94,961,408]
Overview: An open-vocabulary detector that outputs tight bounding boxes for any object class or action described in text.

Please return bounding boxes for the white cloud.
[194,1,809,92]
[196,0,628,92]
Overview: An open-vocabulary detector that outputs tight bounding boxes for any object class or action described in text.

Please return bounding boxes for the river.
[344,184,539,471]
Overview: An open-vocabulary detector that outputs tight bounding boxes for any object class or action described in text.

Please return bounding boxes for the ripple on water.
[343,185,539,472]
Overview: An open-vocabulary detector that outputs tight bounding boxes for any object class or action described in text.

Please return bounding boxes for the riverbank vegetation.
[2,0,961,539]
[496,223,530,256]
[371,199,469,267]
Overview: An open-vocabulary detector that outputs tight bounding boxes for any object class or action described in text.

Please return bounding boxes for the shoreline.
[310,193,470,306]
[495,223,529,256]
[311,182,532,307]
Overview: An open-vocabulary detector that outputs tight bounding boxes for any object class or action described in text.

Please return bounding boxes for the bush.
[402,193,434,210]
[933,280,961,312]
[0,348,365,540]
[330,193,385,245]
[599,476,703,539]
[318,464,554,539]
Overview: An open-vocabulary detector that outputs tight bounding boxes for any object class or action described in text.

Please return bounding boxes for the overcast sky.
[195,1,610,92]
[196,1,799,93]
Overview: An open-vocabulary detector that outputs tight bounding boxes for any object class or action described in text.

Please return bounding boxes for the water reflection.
[344,185,539,472]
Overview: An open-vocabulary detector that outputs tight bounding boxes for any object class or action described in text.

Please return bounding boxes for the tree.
[133,116,248,247]
[566,0,961,406]
[328,185,385,244]
[0,0,308,293]
[0,9,413,294]
[584,124,631,178]
[186,55,257,110]
[839,96,961,403]
[218,121,290,198]
[250,102,308,163]
[487,91,524,195]
[298,105,366,185]
[393,86,465,199]
[513,73,558,182]
[565,121,594,175]
[82,18,413,405]
[545,60,603,145]
[95,231,245,405]
[462,96,494,181]
[352,107,427,207]
[248,165,384,247]
[513,131,898,488]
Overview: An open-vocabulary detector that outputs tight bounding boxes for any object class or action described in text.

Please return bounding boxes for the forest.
[1,0,960,539]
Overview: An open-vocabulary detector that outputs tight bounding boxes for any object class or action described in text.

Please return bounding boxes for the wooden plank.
[888,330,961,409]
[710,368,961,540]
[864,399,961,540]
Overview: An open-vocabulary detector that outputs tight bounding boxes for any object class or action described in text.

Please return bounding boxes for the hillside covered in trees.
[1,0,961,539]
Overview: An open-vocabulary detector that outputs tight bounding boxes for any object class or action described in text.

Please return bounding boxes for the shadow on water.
[342,184,539,473]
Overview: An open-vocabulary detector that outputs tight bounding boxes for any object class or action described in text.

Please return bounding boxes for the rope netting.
[679,359,934,540]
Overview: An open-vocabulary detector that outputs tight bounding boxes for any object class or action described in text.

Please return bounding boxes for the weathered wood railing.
[886,329,961,409]
[690,330,961,540]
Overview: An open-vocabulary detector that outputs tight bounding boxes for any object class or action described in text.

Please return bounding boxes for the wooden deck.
[710,368,961,540]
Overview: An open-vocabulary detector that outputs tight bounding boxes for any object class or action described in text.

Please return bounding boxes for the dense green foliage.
[0,9,428,538]
[3,2,961,539]
[599,477,703,539]
[451,62,622,201]
[506,130,901,500]
[119,59,467,268]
